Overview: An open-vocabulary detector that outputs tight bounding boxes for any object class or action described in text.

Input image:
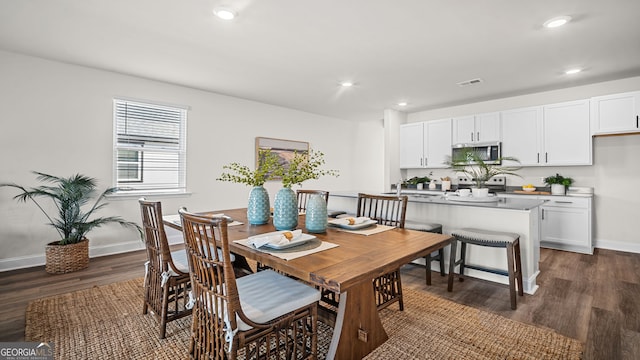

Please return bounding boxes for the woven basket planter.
[45,238,89,274]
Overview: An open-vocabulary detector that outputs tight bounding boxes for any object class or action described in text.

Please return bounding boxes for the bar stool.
[447,228,523,310]
[405,220,445,286]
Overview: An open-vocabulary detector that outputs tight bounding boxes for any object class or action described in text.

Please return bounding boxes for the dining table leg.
[326,280,389,360]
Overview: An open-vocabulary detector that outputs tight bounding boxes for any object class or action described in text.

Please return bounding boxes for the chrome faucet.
[396,179,403,196]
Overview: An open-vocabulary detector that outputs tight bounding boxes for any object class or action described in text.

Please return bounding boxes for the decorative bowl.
[522,187,536,192]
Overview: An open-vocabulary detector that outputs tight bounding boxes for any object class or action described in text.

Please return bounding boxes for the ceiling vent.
[457,78,483,87]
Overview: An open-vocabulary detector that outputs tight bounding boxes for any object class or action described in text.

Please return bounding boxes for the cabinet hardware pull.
[637,115,638,128]
[542,209,544,220]
[471,132,474,142]
[425,157,428,166]
[545,152,548,163]
[537,153,540,163]
[477,132,480,141]
[555,201,573,204]
[420,158,423,166]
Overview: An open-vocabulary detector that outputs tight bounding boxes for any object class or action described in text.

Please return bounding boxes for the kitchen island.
[327,191,545,294]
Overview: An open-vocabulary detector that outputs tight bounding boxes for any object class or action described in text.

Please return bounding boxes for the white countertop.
[330,191,546,211]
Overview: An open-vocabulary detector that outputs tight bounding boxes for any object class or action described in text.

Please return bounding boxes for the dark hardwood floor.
[1,246,639,359]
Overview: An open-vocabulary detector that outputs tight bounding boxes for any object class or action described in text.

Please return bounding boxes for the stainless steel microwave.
[451,141,502,165]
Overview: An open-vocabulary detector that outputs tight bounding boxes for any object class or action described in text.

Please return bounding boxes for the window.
[113,98,187,194]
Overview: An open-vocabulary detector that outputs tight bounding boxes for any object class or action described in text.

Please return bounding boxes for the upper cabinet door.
[475,112,501,143]
[543,99,592,166]
[452,113,501,144]
[591,91,640,135]
[399,122,424,168]
[424,119,452,168]
[452,115,475,144]
[501,106,543,166]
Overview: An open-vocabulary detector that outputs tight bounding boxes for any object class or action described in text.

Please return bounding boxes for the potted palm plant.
[446,149,521,197]
[1,172,141,274]
[544,173,574,195]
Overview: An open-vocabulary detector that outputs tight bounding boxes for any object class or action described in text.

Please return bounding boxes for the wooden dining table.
[164,208,452,360]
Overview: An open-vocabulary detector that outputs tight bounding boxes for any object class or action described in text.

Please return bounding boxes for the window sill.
[106,191,192,200]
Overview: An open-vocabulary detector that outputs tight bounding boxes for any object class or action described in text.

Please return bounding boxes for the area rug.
[25,278,583,359]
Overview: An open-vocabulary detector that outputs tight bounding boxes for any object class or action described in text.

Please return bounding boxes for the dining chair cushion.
[170,248,235,274]
[405,220,442,233]
[235,269,321,331]
[452,228,519,244]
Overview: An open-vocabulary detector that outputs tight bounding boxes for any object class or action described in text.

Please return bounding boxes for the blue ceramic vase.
[247,186,270,225]
[273,187,298,230]
[305,194,328,233]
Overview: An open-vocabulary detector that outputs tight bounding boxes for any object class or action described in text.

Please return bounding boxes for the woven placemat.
[25,278,583,359]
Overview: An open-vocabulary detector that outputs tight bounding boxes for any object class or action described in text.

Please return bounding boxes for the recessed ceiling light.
[543,16,571,28]
[214,8,237,20]
[397,102,408,106]
[340,81,354,87]
[565,68,582,75]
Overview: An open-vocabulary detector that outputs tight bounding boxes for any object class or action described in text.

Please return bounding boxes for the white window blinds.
[113,99,187,193]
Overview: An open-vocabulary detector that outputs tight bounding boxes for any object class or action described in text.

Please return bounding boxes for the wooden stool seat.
[447,228,524,310]
[405,221,445,286]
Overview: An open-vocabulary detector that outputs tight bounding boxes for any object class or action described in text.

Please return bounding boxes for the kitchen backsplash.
[403,166,594,188]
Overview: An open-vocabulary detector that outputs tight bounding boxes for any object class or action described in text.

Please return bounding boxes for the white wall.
[405,76,640,253]
[0,50,384,270]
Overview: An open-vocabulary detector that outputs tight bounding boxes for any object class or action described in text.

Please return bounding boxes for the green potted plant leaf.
[217,149,281,225]
[445,149,521,197]
[272,149,339,230]
[1,172,142,274]
[405,175,432,189]
[544,173,574,195]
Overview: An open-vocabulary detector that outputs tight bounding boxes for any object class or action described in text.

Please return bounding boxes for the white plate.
[328,218,378,230]
[261,233,316,250]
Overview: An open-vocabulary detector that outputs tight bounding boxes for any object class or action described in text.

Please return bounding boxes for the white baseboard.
[594,238,640,254]
[0,253,47,272]
[0,240,145,272]
[1,228,187,273]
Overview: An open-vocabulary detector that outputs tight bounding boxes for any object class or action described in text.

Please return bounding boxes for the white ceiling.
[1,0,639,122]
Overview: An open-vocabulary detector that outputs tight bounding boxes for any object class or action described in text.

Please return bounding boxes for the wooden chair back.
[180,208,319,359]
[356,193,408,228]
[139,198,180,275]
[296,189,329,212]
[179,208,241,357]
[139,198,191,339]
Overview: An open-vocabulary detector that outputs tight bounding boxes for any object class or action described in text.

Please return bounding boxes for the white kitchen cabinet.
[497,194,593,255]
[399,122,424,168]
[500,100,591,166]
[590,91,640,135]
[424,119,452,168]
[452,112,500,144]
[543,99,592,165]
[501,106,543,166]
[399,119,451,169]
[540,196,593,254]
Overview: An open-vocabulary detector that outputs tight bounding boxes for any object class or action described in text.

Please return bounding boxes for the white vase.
[551,184,566,195]
[472,188,489,198]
